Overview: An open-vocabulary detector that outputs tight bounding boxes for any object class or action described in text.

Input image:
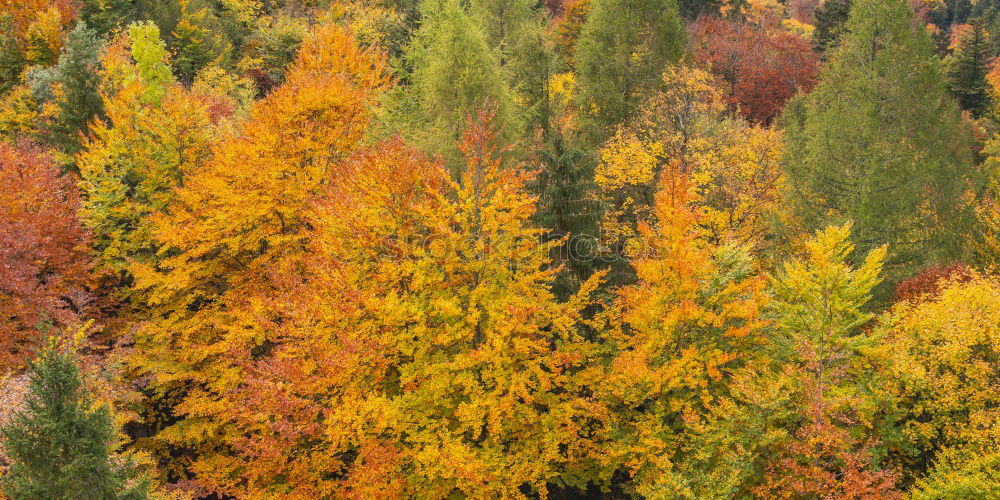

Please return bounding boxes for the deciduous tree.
[0,142,91,371]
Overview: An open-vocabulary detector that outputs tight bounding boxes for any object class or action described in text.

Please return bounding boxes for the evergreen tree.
[813,0,851,55]
[782,0,984,290]
[385,0,517,173]
[48,22,104,158]
[574,0,686,143]
[947,21,992,118]
[80,0,138,37]
[0,14,25,95]
[0,337,148,499]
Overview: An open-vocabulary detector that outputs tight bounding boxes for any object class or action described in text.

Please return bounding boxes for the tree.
[0,14,26,95]
[911,449,1000,499]
[813,0,852,54]
[594,166,770,496]
[770,223,885,400]
[0,142,92,372]
[128,24,391,485]
[78,76,215,285]
[209,111,609,497]
[128,22,173,106]
[1,335,148,499]
[47,22,104,158]
[868,274,1000,479]
[574,0,686,142]
[760,224,900,497]
[690,16,820,124]
[781,0,983,288]
[595,66,785,273]
[946,21,992,117]
[172,0,230,84]
[384,0,517,172]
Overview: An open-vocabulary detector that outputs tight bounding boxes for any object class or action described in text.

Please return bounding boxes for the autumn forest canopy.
[1,0,1000,498]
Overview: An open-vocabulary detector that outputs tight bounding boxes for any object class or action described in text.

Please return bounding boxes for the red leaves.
[893,263,974,304]
[690,17,820,124]
[0,141,91,371]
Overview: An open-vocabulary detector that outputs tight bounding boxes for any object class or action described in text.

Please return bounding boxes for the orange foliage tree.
[594,165,770,496]
[127,24,391,489]
[200,111,608,497]
[0,142,92,371]
[690,16,820,124]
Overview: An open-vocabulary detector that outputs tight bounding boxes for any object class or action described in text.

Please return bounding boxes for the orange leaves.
[595,165,769,493]
[0,142,91,371]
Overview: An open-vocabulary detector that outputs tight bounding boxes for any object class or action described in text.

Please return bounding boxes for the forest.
[0,0,998,498]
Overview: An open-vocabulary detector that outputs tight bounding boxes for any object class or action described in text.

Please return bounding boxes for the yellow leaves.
[23,7,64,65]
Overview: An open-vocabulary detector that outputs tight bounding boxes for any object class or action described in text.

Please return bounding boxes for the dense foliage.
[1,0,999,497]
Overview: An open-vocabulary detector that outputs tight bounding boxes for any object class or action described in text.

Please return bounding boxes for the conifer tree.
[0,14,25,102]
[0,337,148,499]
[947,21,992,118]
[47,22,104,158]
[782,0,983,288]
[574,0,686,142]
[813,0,851,54]
[386,0,517,172]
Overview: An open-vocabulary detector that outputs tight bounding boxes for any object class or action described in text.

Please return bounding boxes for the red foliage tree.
[893,263,974,304]
[690,17,820,124]
[0,142,92,371]
[757,397,903,499]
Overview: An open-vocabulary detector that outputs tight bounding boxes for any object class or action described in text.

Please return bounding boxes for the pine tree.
[80,0,137,37]
[574,0,686,142]
[0,337,148,499]
[947,21,992,118]
[47,22,104,158]
[813,0,851,55]
[781,0,984,289]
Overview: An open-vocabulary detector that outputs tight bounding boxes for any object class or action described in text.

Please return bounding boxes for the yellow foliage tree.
[595,66,784,262]
[869,274,1000,475]
[594,166,770,496]
[200,112,609,498]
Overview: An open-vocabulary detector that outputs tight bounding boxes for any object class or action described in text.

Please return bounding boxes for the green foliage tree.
[48,22,104,158]
[172,0,230,84]
[128,21,174,106]
[781,0,983,289]
[947,21,992,118]
[574,0,686,142]
[0,15,25,95]
[385,0,517,173]
[813,0,851,54]
[0,337,149,499]
[81,0,137,37]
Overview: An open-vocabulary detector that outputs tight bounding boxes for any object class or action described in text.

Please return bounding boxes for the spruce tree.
[573,0,686,143]
[0,339,148,499]
[947,21,992,118]
[813,0,852,55]
[782,0,984,289]
[48,22,104,158]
